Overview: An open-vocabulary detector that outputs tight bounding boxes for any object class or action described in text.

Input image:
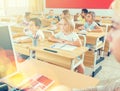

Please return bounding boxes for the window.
[0,0,5,16]
[0,0,29,16]
[8,0,28,8]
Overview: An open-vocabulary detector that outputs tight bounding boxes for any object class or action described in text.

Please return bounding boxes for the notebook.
[0,25,54,90]
[51,43,77,51]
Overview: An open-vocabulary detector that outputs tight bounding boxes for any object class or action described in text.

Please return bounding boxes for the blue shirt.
[84,21,98,31]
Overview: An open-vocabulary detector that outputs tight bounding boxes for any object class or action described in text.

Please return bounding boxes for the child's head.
[29,18,41,33]
[85,11,95,22]
[49,10,54,16]
[81,9,88,18]
[62,10,70,18]
[25,12,31,20]
[60,17,75,33]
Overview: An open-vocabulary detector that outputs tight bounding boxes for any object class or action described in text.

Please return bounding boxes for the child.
[23,18,44,46]
[57,10,74,30]
[47,10,55,19]
[22,12,31,26]
[74,13,80,21]
[19,18,44,59]
[78,9,88,24]
[61,10,70,19]
[46,10,59,24]
[79,11,102,32]
[48,17,84,73]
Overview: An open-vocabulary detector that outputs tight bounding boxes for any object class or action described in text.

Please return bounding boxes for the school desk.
[81,32,106,77]
[17,59,99,90]
[14,40,88,71]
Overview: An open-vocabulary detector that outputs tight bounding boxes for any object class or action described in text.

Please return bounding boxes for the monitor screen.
[0,26,17,79]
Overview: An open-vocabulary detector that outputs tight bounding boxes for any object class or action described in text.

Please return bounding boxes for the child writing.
[79,11,103,32]
[48,17,84,73]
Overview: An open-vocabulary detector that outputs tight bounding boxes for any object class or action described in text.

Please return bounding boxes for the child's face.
[49,10,54,16]
[26,15,31,21]
[107,14,120,63]
[60,19,69,32]
[86,14,93,22]
[81,12,85,17]
[29,21,38,33]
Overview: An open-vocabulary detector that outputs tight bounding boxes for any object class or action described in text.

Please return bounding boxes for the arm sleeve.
[37,30,45,40]
[72,33,79,41]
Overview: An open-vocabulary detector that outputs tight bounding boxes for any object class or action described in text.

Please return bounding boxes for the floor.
[85,54,120,85]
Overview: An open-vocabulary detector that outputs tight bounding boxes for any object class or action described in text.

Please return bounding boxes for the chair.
[70,34,86,71]
[40,18,51,27]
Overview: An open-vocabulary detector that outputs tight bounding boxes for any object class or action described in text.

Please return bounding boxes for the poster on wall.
[46,0,113,9]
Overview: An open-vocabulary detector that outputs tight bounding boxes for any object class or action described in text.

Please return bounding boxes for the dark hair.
[62,10,70,15]
[25,12,31,17]
[30,18,41,28]
[82,9,88,14]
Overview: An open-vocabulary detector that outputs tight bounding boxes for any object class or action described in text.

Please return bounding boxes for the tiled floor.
[85,55,120,85]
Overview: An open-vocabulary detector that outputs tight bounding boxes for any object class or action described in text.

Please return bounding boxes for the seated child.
[78,8,88,24]
[79,11,103,32]
[19,18,44,59]
[48,17,84,73]
[22,12,31,26]
[21,18,44,45]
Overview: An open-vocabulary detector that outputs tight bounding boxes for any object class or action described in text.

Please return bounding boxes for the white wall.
[44,8,113,17]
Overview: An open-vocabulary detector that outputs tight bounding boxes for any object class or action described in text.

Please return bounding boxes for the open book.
[79,30,88,35]
[51,43,77,51]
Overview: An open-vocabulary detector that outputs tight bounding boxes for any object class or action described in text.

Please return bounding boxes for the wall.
[46,0,113,9]
[44,8,113,17]
[44,0,113,17]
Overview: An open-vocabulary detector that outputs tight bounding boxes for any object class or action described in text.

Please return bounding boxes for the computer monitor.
[0,25,17,79]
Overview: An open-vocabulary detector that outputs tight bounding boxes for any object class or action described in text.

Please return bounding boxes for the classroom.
[0,0,120,91]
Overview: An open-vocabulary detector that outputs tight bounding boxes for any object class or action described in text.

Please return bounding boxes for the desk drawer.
[87,37,97,45]
[36,51,71,69]
[84,51,94,67]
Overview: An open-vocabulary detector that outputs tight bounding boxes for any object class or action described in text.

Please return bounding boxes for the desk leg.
[71,54,84,71]
[30,50,36,59]
[92,50,104,77]
[92,66,102,77]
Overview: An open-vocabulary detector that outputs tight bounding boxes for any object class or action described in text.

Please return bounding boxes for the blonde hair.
[62,16,75,33]
[111,0,120,17]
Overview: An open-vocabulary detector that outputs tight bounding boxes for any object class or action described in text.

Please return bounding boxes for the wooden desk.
[10,25,24,33]
[31,41,87,70]
[86,32,105,45]
[17,59,99,90]
[78,32,106,77]
[14,40,88,70]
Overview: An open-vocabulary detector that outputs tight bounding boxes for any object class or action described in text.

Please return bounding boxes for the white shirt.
[55,31,79,41]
